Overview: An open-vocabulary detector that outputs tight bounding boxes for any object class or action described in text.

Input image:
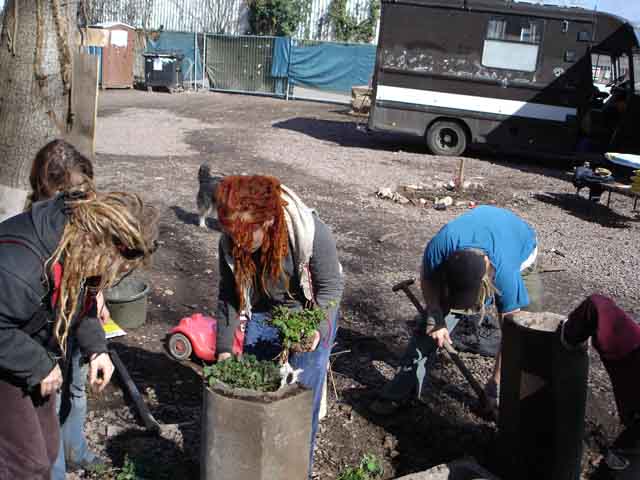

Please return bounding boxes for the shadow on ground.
[170,205,221,231]
[534,192,637,227]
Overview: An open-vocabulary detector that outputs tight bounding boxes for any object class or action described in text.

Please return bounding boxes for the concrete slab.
[394,458,500,480]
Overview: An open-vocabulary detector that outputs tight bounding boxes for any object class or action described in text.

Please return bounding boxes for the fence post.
[193,31,197,91]
[202,33,207,88]
[285,36,292,101]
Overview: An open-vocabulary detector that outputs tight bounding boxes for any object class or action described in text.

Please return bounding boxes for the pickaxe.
[392,278,495,414]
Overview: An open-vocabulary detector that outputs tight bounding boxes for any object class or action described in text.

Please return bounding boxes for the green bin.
[104,277,150,330]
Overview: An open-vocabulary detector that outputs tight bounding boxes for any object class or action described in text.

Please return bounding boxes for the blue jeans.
[244,310,338,476]
[51,346,94,480]
[379,314,459,401]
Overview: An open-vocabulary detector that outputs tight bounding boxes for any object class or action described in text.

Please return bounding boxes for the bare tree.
[0,0,81,218]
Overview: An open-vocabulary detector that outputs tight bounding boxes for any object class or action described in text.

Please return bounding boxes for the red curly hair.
[216,175,289,310]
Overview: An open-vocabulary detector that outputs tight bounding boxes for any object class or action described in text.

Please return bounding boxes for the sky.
[517,0,640,23]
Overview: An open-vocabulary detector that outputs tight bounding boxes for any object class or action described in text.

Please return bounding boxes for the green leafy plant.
[328,0,380,43]
[338,454,384,480]
[116,455,138,480]
[249,0,311,37]
[270,305,325,362]
[203,354,281,392]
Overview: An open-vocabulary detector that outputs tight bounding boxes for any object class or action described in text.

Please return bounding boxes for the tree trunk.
[0,0,79,218]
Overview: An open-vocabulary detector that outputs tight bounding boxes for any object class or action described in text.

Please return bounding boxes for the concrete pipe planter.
[499,311,589,480]
[200,380,313,480]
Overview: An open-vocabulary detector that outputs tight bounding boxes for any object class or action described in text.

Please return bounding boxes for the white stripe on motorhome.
[376,85,576,122]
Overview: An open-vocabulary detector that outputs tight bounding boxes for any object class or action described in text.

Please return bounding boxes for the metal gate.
[205,34,278,94]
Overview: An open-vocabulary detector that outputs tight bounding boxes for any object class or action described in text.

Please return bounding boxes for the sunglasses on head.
[112,237,158,260]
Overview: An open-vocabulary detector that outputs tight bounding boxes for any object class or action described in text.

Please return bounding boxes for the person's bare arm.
[420,267,450,347]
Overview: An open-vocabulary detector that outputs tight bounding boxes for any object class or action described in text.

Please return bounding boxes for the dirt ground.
[78,89,640,479]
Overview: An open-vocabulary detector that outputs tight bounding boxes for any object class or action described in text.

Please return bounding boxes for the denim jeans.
[51,346,94,480]
[244,310,338,476]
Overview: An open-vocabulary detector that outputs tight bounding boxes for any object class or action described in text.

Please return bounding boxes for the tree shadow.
[108,343,203,425]
[170,205,221,231]
[271,117,584,184]
[99,342,203,478]
[533,192,636,227]
[105,429,199,479]
[338,381,498,477]
[272,117,428,154]
[331,327,402,389]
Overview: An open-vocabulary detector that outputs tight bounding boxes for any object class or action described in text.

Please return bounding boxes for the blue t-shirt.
[423,206,537,313]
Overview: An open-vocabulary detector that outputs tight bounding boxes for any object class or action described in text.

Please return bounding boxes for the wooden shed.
[92,22,136,89]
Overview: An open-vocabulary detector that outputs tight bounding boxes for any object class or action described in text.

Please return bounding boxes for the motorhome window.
[486,18,542,44]
[483,18,542,72]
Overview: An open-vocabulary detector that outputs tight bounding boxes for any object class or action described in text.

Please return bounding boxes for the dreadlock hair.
[48,191,159,354]
[216,175,289,311]
[466,249,500,320]
[29,139,94,207]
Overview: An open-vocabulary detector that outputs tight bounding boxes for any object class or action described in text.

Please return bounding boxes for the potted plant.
[201,354,313,480]
[270,305,326,363]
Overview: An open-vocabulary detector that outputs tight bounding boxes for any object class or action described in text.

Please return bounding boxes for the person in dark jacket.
[0,190,158,479]
[28,139,112,477]
[215,175,344,475]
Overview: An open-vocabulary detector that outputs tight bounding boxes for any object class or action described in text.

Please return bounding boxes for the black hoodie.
[0,195,107,389]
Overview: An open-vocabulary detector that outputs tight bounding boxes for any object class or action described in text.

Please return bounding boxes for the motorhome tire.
[426,121,467,156]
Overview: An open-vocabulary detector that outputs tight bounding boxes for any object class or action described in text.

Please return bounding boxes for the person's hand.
[217,352,232,362]
[89,352,114,392]
[96,292,111,325]
[429,326,451,348]
[310,330,320,351]
[40,364,63,397]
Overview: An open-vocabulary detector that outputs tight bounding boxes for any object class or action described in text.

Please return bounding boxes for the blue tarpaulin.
[146,31,202,84]
[271,37,291,78]
[288,41,376,93]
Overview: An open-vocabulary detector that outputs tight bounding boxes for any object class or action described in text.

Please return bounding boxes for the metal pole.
[285,36,292,101]
[202,32,207,88]
[193,30,197,91]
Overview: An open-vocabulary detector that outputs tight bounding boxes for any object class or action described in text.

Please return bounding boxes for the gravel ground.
[66,89,640,479]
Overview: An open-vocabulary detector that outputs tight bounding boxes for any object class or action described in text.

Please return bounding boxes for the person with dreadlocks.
[215,175,344,475]
[372,206,542,414]
[0,188,158,479]
[28,139,112,478]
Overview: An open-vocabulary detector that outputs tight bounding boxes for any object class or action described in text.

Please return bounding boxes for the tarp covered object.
[146,31,202,85]
[288,41,375,93]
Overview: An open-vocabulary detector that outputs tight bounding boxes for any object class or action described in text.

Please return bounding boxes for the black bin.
[143,52,184,92]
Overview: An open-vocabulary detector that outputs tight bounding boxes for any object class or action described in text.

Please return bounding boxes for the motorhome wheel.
[427,120,467,157]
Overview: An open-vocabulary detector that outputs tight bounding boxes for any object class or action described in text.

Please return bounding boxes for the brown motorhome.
[368,0,640,157]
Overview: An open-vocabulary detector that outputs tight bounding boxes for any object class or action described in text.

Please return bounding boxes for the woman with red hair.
[215,175,344,474]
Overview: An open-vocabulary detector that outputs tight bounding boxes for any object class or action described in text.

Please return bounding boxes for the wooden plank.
[75,28,110,47]
[65,51,99,159]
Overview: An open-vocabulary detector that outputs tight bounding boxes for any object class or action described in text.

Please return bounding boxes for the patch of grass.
[338,454,384,480]
[203,354,281,392]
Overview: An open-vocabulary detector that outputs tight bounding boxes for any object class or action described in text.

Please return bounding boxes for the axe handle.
[396,282,494,411]
[441,342,489,406]
[110,349,161,432]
